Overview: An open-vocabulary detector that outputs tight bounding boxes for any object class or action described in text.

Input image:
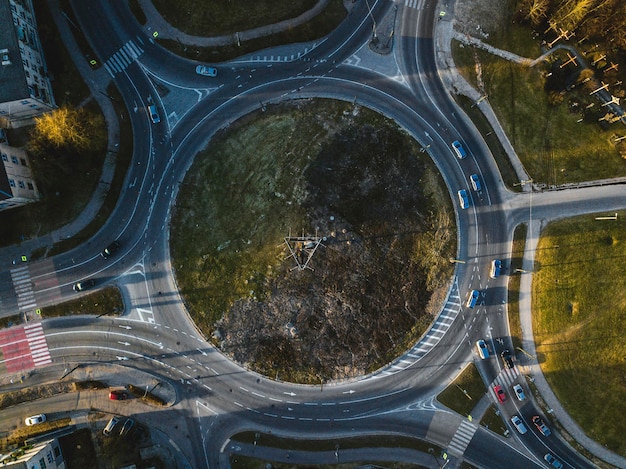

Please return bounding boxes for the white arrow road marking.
[118,325,132,330]
[116,356,128,361]
[118,341,130,346]
[342,390,356,394]
[283,391,296,396]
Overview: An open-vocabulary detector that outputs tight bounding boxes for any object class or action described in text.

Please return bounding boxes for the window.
[11,156,18,164]
[9,179,15,187]
[1,154,7,162]
[53,446,60,457]
[19,181,25,189]
[27,182,33,190]
[39,457,46,468]
[47,451,54,463]
[21,100,29,105]
[20,158,27,166]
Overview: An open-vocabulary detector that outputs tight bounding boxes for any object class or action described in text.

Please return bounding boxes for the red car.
[494,385,506,403]
[109,390,127,400]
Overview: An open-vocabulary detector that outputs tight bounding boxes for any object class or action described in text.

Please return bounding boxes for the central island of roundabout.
[171,99,456,383]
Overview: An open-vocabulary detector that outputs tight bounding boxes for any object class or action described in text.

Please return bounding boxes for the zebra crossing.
[447,419,478,456]
[403,0,424,10]
[11,265,36,312]
[103,40,144,77]
[24,322,52,367]
[492,366,520,389]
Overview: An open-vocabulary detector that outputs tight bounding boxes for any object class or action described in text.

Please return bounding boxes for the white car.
[25,414,46,426]
[511,415,527,434]
[476,340,489,359]
[490,259,502,278]
[466,289,479,308]
[196,65,218,77]
[451,140,467,159]
[458,189,469,209]
[513,383,526,401]
[147,104,160,124]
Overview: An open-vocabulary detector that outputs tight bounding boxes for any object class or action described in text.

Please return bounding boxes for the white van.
[476,340,489,359]
[511,415,528,434]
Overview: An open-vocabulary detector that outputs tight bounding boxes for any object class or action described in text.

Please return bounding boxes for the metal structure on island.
[284,228,325,271]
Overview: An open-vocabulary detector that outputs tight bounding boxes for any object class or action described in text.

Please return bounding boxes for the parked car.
[119,418,135,437]
[512,384,526,401]
[476,340,489,359]
[501,350,514,369]
[466,289,480,308]
[101,241,121,259]
[103,416,120,436]
[494,385,506,403]
[73,278,96,292]
[25,414,46,426]
[147,104,160,124]
[451,140,467,159]
[532,415,551,436]
[458,189,469,209]
[109,390,127,400]
[511,415,527,434]
[196,65,218,77]
[490,259,502,278]
[544,453,563,469]
[469,174,481,191]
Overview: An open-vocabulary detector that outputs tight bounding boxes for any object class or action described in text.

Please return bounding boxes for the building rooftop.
[0,0,30,104]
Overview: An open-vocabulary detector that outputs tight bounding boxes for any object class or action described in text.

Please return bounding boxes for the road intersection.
[1,0,626,468]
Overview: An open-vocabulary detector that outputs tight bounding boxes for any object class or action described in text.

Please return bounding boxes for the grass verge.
[480,404,508,437]
[437,363,486,418]
[59,428,98,468]
[40,286,124,318]
[452,10,626,185]
[532,211,626,456]
[157,0,347,63]
[507,223,527,351]
[152,0,318,36]
[231,455,426,469]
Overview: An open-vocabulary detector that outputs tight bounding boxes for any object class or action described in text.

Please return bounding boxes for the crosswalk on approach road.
[103,40,144,77]
[11,265,36,313]
[447,419,478,456]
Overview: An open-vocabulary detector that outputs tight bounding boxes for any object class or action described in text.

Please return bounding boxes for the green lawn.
[533,212,626,455]
[452,14,626,186]
[437,363,486,418]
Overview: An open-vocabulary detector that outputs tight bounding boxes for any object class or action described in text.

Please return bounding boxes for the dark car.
[119,418,135,437]
[109,390,127,400]
[73,278,96,292]
[544,453,563,469]
[101,241,121,258]
[501,350,514,369]
[532,415,551,436]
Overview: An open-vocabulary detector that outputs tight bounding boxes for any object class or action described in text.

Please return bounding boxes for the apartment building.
[0,438,66,469]
[0,142,40,211]
[0,0,56,126]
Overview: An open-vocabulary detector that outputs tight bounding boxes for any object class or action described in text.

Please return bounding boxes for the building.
[0,438,65,469]
[0,0,56,126]
[0,142,40,211]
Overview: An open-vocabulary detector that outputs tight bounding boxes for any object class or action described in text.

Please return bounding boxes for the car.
[513,384,526,401]
[511,415,527,434]
[103,416,120,436]
[25,414,46,426]
[73,278,96,292]
[532,415,551,436]
[466,289,479,308]
[101,241,121,259]
[490,259,502,278]
[119,418,135,437]
[148,104,160,124]
[457,189,469,209]
[544,453,563,469]
[493,384,506,403]
[501,350,515,369]
[109,389,127,400]
[469,174,481,191]
[451,140,467,159]
[476,340,489,359]
[196,65,218,77]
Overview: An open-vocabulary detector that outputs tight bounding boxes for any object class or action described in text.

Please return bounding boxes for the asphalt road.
[2,0,626,468]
